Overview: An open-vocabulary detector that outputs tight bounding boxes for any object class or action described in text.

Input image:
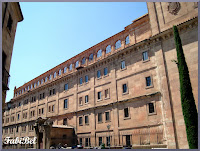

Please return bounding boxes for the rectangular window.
[97,70,101,78]
[85,115,89,125]
[105,112,110,121]
[64,83,68,90]
[64,99,68,109]
[79,117,83,125]
[124,108,129,118]
[42,93,45,99]
[16,126,19,133]
[40,94,42,100]
[99,137,103,146]
[85,95,89,104]
[39,109,41,115]
[148,103,155,113]
[17,114,20,120]
[53,89,56,94]
[52,105,54,112]
[98,113,102,123]
[143,51,148,61]
[85,75,88,83]
[80,138,82,145]
[106,136,111,147]
[79,97,83,105]
[105,89,109,99]
[41,108,44,114]
[122,84,127,93]
[121,61,126,69]
[98,91,101,100]
[80,77,83,85]
[146,76,152,87]
[49,106,51,112]
[49,90,52,96]
[63,118,67,125]
[85,138,89,147]
[104,67,108,76]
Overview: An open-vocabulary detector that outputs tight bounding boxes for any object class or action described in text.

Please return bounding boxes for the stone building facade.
[2,2,23,111]
[2,2,198,149]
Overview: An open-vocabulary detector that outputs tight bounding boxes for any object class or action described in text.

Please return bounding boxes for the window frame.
[97,70,101,79]
[79,116,83,126]
[64,83,69,91]
[115,40,121,49]
[104,67,108,76]
[97,91,102,101]
[145,76,153,88]
[98,112,102,123]
[85,95,89,104]
[147,101,156,115]
[122,83,128,94]
[105,111,110,122]
[85,115,89,125]
[125,35,130,45]
[121,60,126,70]
[124,107,130,119]
[142,51,149,62]
[64,99,68,109]
[85,75,89,83]
[106,45,111,54]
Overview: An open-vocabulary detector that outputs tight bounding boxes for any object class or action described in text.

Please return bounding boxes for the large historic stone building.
[2,2,198,149]
[2,2,23,111]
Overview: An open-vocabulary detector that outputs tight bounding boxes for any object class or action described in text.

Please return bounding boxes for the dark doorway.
[39,133,43,149]
[126,135,131,147]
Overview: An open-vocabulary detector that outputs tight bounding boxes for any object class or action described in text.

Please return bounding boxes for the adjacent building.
[2,2,23,111]
[2,2,198,149]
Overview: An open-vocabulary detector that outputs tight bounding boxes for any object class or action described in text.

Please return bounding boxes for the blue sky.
[6,2,148,102]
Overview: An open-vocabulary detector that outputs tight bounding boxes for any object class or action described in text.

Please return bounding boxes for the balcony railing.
[2,68,10,90]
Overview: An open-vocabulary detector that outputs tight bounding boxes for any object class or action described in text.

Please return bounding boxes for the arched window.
[97,49,102,58]
[34,83,36,88]
[45,77,48,82]
[37,81,40,86]
[30,85,32,89]
[115,40,121,49]
[49,75,52,80]
[82,57,86,65]
[41,79,44,84]
[54,72,57,78]
[69,64,72,71]
[59,69,62,76]
[125,36,130,45]
[89,54,93,62]
[106,45,111,54]
[75,61,79,68]
[64,67,67,73]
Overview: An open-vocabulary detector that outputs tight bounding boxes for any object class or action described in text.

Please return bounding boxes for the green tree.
[173,25,198,149]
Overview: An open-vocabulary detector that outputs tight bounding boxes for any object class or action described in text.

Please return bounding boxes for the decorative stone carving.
[168,2,181,15]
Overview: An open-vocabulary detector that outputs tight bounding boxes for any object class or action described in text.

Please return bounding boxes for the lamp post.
[107,124,111,149]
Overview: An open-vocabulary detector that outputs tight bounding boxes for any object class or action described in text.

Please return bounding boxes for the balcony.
[2,68,10,91]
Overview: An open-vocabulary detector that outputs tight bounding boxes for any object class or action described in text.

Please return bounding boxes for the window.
[79,97,83,105]
[16,126,19,133]
[80,138,83,145]
[122,84,127,93]
[126,135,131,146]
[106,136,111,146]
[63,118,67,125]
[99,137,103,146]
[48,106,51,112]
[64,67,67,73]
[97,70,101,78]
[97,49,102,58]
[124,108,129,118]
[54,72,57,78]
[106,45,111,54]
[37,81,40,86]
[98,113,102,122]
[98,91,101,100]
[80,77,83,85]
[43,92,45,98]
[64,84,68,90]
[125,36,130,45]
[148,103,155,114]
[41,79,44,84]
[41,108,44,114]
[64,99,68,109]
[85,95,89,104]
[18,102,21,107]
[34,83,36,88]
[69,64,72,71]
[143,51,149,61]
[7,14,13,31]
[82,57,86,65]
[115,40,121,49]
[52,105,55,112]
[59,69,62,76]
[105,112,110,121]
[146,76,152,87]
[53,89,56,95]
[22,126,26,132]
[104,67,108,76]
[85,75,88,83]
[75,61,79,68]
[45,77,48,82]
[89,54,93,62]
[39,109,41,115]
[105,89,109,99]
[49,90,52,96]
[85,115,89,125]
[121,61,126,69]
[85,138,90,147]
[29,125,34,131]
[79,117,83,125]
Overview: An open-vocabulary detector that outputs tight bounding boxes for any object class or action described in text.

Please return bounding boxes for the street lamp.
[107,124,111,149]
